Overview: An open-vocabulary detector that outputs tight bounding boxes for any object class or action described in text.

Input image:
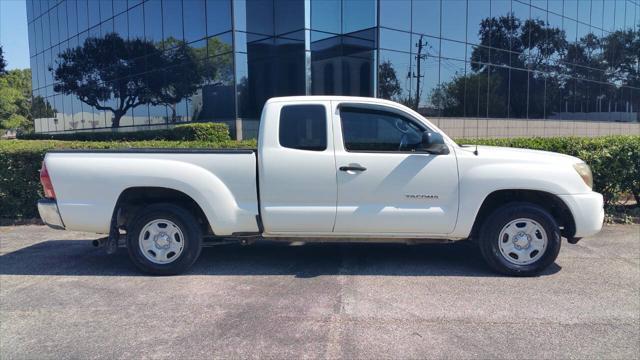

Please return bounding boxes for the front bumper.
[37,199,65,230]
[558,192,604,238]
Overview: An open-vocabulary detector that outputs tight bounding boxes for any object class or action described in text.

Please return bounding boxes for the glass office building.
[27,0,639,138]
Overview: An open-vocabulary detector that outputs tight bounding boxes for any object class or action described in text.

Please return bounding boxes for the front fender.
[450,161,587,238]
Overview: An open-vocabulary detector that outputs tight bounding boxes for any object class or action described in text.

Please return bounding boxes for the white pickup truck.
[38,96,604,276]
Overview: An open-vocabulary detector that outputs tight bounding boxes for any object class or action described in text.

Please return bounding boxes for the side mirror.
[420,131,449,154]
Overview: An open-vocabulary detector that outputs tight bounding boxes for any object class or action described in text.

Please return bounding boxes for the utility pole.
[412,35,428,111]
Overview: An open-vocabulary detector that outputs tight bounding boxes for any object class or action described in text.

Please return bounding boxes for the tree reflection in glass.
[50,33,232,128]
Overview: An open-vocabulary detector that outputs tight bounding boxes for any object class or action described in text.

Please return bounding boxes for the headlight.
[573,162,593,189]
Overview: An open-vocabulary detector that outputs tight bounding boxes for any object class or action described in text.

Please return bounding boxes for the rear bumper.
[37,199,65,230]
[558,192,604,238]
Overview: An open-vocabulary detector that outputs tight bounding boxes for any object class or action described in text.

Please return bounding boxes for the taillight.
[40,162,56,199]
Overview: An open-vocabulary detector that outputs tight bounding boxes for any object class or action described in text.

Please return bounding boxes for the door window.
[340,107,426,152]
[279,105,327,151]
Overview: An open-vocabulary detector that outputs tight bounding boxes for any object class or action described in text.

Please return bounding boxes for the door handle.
[339,165,367,172]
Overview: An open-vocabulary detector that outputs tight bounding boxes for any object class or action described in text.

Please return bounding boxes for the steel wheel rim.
[497,218,548,266]
[138,219,185,264]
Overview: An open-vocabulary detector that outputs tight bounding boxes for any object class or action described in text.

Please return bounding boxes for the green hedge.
[457,136,640,206]
[0,135,637,220]
[18,122,232,142]
[0,138,256,219]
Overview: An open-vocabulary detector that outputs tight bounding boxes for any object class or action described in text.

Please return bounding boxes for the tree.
[378,60,402,100]
[0,69,33,132]
[0,45,7,75]
[52,33,205,127]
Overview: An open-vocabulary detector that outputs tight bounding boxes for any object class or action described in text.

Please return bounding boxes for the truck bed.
[45,148,260,235]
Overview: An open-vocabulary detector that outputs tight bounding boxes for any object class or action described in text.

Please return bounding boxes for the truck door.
[258,101,338,234]
[332,103,459,235]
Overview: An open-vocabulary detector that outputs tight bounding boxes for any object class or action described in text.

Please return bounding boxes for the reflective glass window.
[66,0,78,35]
[43,12,52,50]
[26,0,33,22]
[441,0,466,41]
[144,0,163,43]
[378,50,411,103]
[380,28,411,52]
[207,32,233,57]
[613,0,625,29]
[28,22,36,56]
[414,52,441,112]
[128,4,144,40]
[508,67,528,118]
[311,0,341,34]
[163,0,184,40]
[340,107,426,152]
[380,0,411,31]
[467,0,490,45]
[33,0,41,19]
[441,39,465,61]
[58,4,68,43]
[279,105,327,151]
[34,17,42,55]
[184,0,206,43]
[30,56,39,89]
[235,52,251,118]
[411,0,441,36]
[244,0,274,35]
[564,0,578,19]
[275,0,304,35]
[492,0,511,17]
[50,7,60,46]
[113,0,127,15]
[528,71,545,118]
[113,12,128,40]
[531,0,547,11]
[548,0,563,15]
[578,0,591,25]
[101,18,114,36]
[488,66,509,118]
[77,0,89,32]
[100,0,113,22]
[199,56,235,119]
[88,0,100,28]
[206,0,232,36]
[343,0,375,33]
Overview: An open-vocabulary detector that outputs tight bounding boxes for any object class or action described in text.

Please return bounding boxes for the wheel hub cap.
[497,218,548,266]
[513,232,531,249]
[154,233,171,249]
[138,219,185,264]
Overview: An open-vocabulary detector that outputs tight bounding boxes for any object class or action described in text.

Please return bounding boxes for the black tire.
[127,203,202,275]
[478,202,561,276]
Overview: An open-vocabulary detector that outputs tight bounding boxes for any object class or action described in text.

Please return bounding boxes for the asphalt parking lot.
[1,225,639,359]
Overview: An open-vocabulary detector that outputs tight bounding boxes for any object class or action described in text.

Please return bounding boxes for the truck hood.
[460,145,582,165]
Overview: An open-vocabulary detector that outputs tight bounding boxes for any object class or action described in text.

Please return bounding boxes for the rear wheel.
[479,203,561,276]
[127,203,202,275]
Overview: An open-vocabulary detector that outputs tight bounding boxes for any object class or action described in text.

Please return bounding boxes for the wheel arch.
[112,187,213,236]
[469,189,576,241]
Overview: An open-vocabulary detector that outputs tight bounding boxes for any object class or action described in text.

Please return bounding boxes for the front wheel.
[478,203,561,276]
[127,203,202,275]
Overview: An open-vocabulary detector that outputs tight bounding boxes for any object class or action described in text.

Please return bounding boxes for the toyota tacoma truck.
[37,96,604,275]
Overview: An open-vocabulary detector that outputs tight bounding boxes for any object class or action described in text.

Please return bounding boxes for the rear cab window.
[279,105,327,151]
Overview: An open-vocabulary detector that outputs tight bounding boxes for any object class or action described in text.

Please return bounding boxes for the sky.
[0,0,30,70]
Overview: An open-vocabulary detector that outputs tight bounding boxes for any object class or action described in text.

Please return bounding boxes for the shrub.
[0,138,256,219]
[0,135,637,220]
[18,122,232,142]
